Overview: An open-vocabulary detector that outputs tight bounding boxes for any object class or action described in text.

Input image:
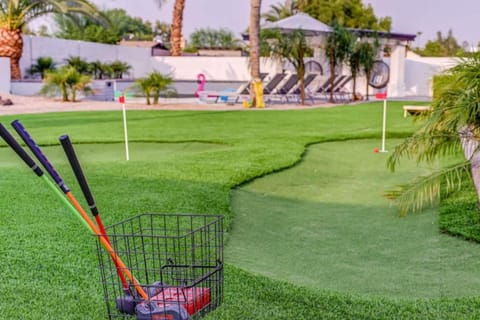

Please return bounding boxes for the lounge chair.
[328,75,353,102]
[199,72,269,104]
[287,73,318,103]
[238,72,269,95]
[307,74,344,103]
[266,73,299,103]
[263,73,287,95]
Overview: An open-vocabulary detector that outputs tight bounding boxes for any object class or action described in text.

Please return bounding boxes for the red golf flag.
[375,91,387,100]
[119,95,125,104]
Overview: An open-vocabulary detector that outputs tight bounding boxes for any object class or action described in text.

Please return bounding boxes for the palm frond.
[0,0,105,29]
[387,131,462,172]
[385,161,471,216]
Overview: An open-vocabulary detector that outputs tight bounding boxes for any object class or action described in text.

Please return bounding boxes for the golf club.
[10,120,148,301]
[58,134,139,313]
[0,123,91,231]
[58,134,129,291]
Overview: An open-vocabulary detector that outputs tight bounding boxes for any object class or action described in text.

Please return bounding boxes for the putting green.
[226,139,480,299]
[0,142,227,167]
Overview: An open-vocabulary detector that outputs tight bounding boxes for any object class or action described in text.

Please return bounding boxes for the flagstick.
[120,95,130,161]
[380,97,388,153]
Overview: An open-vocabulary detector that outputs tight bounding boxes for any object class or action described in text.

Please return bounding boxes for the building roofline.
[242,28,417,42]
[347,28,417,41]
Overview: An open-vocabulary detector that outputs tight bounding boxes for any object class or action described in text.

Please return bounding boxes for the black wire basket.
[96,213,224,319]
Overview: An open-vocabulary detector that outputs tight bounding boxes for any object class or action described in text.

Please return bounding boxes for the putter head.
[116,293,136,315]
[136,302,189,320]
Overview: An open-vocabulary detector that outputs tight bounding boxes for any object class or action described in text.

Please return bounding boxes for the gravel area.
[0,94,339,116]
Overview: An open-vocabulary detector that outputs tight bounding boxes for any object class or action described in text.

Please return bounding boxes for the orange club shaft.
[65,192,148,300]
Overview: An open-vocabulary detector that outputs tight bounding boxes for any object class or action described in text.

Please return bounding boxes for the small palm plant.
[110,60,132,79]
[134,77,153,105]
[90,60,113,79]
[27,56,56,79]
[387,53,480,215]
[65,56,91,75]
[133,71,175,105]
[41,66,92,102]
[149,72,175,104]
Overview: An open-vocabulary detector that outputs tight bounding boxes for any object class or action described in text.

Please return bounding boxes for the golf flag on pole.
[375,91,387,100]
[119,94,129,161]
[375,89,388,153]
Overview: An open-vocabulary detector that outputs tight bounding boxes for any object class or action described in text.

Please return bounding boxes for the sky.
[83,0,479,48]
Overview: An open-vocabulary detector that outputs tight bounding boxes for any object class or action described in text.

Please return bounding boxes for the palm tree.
[270,29,309,105]
[90,60,112,79]
[348,39,379,101]
[348,43,361,101]
[0,0,102,80]
[42,68,69,101]
[27,56,56,79]
[110,60,132,79]
[358,40,378,101]
[249,0,262,107]
[65,56,91,75]
[65,66,93,102]
[324,21,354,103]
[133,71,175,105]
[170,0,186,56]
[153,0,183,56]
[148,71,175,104]
[41,66,92,102]
[387,53,480,215]
[134,77,153,105]
[263,0,297,22]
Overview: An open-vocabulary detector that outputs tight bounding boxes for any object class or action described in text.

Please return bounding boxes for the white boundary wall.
[21,36,153,79]
[151,57,281,81]
[403,55,458,97]
[21,36,283,82]
[13,35,462,98]
[0,57,10,94]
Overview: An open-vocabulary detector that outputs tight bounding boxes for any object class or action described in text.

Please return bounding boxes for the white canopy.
[262,12,332,36]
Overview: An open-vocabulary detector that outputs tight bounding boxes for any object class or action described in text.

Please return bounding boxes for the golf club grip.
[0,123,43,177]
[11,120,70,193]
[59,135,99,216]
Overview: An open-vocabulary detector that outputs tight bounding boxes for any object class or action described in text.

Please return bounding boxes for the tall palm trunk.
[170,0,186,56]
[249,0,262,107]
[329,47,335,103]
[460,126,480,207]
[0,28,23,80]
[365,71,371,100]
[351,71,357,101]
[298,47,305,105]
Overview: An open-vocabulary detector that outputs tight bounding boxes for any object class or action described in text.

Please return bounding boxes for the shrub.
[41,66,93,102]
[132,71,176,105]
[27,56,57,79]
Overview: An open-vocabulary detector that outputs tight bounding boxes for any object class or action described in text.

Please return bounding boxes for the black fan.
[368,60,390,89]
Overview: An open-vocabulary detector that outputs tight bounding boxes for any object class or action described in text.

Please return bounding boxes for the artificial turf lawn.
[227,139,480,299]
[1,101,479,319]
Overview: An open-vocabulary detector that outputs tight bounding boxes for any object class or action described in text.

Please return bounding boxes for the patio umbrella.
[262,12,332,36]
